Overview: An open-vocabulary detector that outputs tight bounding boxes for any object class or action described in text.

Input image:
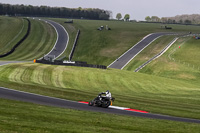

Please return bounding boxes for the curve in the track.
[39,19,69,59]
[0,87,199,124]
[108,32,173,69]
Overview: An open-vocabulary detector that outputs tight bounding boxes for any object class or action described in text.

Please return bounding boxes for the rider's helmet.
[106,90,109,94]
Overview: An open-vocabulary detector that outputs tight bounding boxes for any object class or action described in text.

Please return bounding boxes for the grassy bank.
[49,18,200,66]
[140,36,200,84]
[0,63,200,119]
[0,19,57,61]
[0,16,28,55]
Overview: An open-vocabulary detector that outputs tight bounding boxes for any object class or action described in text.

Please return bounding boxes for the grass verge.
[0,63,200,120]
[140,36,200,85]
[0,98,200,133]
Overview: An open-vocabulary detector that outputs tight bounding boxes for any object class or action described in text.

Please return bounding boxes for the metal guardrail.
[69,29,80,61]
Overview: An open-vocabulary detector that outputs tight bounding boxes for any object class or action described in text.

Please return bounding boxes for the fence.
[36,59,107,69]
[69,29,80,61]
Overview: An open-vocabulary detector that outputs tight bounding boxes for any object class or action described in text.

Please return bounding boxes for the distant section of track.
[40,19,69,59]
[108,33,173,69]
[0,87,200,124]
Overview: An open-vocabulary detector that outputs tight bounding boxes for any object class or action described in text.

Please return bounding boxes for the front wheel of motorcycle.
[88,101,94,106]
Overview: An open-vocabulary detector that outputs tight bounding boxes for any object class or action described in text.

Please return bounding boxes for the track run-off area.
[0,87,200,124]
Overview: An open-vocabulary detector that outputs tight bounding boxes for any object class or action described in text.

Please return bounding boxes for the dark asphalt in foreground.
[0,87,199,124]
[108,33,173,69]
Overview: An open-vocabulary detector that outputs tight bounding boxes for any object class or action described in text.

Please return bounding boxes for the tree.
[0,3,111,20]
[167,19,173,24]
[145,16,151,22]
[179,19,183,24]
[184,19,192,25]
[116,13,122,20]
[124,14,130,21]
[161,17,167,23]
[151,16,160,22]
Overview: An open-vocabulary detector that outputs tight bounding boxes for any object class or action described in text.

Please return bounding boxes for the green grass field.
[140,36,200,84]
[0,18,57,61]
[0,63,200,120]
[0,98,200,133]
[0,16,28,55]
[1,16,200,132]
[50,18,200,66]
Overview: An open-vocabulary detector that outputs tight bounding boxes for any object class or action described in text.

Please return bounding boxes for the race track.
[40,19,69,59]
[0,61,25,66]
[108,32,173,69]
[0,22,199,124]
[0,87,199,124]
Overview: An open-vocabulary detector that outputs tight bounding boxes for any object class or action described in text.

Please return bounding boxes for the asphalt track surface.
[0,87,199,124]
[41,19,69,59]
[108,32,173,69]
[0,61,25,66]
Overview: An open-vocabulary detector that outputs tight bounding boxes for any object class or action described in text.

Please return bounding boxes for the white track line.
[50,20,69,59]
[0,87,77,103]
[120,35,163,70]
[38,19,69,60]
[38,19,58,60]
[107,33,154,68]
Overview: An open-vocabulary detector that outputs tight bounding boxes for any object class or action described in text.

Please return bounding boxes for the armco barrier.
[36,59,107,69]
[69,29,80,61]
[0,18,31,58]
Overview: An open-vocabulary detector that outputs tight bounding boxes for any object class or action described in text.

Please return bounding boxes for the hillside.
[0,16,28,55]
[140,36,200,84]
[51,18,200,66]
[0,16,200,132]
[1,18,57,61]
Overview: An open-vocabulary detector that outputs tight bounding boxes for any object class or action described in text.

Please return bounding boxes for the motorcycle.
[88,93,115,108]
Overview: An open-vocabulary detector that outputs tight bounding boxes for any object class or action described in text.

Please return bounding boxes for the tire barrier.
[36,58,107,69]
[69,29,80,61]
[0,18,31,58]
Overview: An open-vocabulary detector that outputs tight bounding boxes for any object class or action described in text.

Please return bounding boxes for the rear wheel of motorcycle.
[88,101,94,106]
[102,100,111,108]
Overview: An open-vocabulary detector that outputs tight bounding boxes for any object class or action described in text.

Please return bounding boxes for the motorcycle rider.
[98,90,111,100]
[105,90,111,98]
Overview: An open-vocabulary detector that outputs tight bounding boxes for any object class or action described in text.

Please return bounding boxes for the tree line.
[0,3,111,20]
[145,14,200,25]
